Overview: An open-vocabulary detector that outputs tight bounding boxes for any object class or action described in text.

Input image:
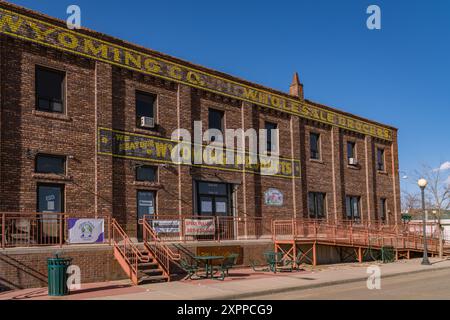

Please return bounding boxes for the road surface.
[244,268,450,300]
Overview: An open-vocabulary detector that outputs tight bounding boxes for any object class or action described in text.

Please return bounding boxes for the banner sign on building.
[98,127,301,179]
[185,219,215,236]
[264,188,284,206]
[0,7,392,141]
[68,218,104,244]
[152,220,181,234]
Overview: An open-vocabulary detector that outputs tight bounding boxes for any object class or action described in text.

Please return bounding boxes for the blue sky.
[6,0,450,191]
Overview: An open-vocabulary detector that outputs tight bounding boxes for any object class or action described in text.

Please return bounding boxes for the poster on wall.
[185,219,215,236]
[152,220,181,234]
[264,188,284,206]
[68,219,105,244]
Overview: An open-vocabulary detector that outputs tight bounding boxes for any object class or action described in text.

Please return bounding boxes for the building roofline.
[0,0,397,132]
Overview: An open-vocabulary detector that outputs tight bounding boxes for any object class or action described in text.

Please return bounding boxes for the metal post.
[421,186,431,265]
[1,213,5,249]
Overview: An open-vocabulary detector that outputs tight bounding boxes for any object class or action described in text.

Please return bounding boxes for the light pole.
[418,178,431,265]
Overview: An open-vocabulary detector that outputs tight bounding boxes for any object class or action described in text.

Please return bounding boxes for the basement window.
[35,66,65,113]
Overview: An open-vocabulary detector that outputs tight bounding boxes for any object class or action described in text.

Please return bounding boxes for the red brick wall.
[0,30,401,235]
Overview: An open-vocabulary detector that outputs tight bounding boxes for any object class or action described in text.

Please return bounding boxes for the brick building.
[0,1,401,238]
[0,1,407,288]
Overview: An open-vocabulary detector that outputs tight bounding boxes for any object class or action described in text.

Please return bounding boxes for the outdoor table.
[194,256,225,278]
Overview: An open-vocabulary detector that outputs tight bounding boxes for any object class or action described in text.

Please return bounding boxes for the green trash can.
[381,246,395,264]
[47,255,72,296]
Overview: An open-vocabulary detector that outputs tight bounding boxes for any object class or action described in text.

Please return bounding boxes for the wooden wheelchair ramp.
[272,220,447,266]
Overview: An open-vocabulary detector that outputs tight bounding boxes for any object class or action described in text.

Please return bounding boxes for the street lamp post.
[418,178,431,265]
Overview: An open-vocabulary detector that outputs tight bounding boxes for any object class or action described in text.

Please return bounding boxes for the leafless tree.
[414,162,450,258]
[401,190,420,213]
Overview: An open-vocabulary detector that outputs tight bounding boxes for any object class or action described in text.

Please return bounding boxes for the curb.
[205,263,450,300]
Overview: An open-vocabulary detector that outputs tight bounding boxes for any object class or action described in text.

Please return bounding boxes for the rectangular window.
[208,109,224,142]
[136,91,156,128]
[347,141,356,162]
[310,133,320,160]
[37,184,64,213]
[308,192,326,219]
[35,154,66,175]
[35,66,65,113]
[265,122,278,153]
[379,198,387,221]
[377,148,385,171]
[136,166,157,182]
[345,196,361,220]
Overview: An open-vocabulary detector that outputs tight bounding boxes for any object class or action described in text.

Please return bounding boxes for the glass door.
[137,190,155,241]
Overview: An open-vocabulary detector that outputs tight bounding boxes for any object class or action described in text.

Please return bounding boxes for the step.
[139,268,164,277]
[138,274,168,285]
[138,262,159,270]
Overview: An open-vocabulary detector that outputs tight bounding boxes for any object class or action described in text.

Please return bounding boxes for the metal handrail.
[111,219,149,282]
[142,219,180,280]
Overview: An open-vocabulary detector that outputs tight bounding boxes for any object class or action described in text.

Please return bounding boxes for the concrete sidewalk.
[1,258,449,300]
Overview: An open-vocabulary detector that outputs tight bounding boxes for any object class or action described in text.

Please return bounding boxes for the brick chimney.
[289,72,304,100]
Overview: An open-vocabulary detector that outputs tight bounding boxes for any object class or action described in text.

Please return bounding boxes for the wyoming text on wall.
[0,6,393,141]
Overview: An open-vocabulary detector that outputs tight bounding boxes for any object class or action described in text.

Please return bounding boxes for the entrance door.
[137,190,156,241]
[196,182,233,240]
[197,182,230,217]
[37,184,64,245]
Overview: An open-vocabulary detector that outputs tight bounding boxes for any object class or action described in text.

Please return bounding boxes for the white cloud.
[446,175,450,186]
[434,161,450,172]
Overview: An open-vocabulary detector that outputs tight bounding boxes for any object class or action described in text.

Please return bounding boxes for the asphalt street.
[245,268,450,300]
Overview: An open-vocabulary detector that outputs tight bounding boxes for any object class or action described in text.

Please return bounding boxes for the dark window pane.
[36,155,65,175]
[310,133,320,160]
[380,198,387,220]
[208,109,224,131]
[137,191,155,218]
[265,122,278,152]
[136,92,156,123]
[198,182,227,196]
[36,67,64,113]
[347,142,355,160]
[308,193,315,217]
[38,185,63,213]
[136,166,156,182]
[377,148,385,171]
[345,196,360,220]
[308,192,326,219]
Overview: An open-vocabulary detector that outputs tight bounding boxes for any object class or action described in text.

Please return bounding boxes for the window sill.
[133,181,163,189]
[33,173,73,182]
[133,127,162,137]
[347,164,361,170]
[377,170,388,175]
[309,159,324,165]
[32,110,72,122]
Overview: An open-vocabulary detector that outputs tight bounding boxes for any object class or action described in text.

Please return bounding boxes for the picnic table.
[194,255,224,278]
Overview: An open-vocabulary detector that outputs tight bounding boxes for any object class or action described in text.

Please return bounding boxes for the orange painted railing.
[141,219,180,280]
[111,219,149,285]
[0,212,111,249]
[272,219,441,253]
[143,215,273,243]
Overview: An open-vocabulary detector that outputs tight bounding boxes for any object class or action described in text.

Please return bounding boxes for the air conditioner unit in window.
[349,158,358,166]
[140,116,155,129]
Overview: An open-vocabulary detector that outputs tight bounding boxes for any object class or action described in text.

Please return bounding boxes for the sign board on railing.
[68,219,104,244]
[152,220,181,234]
[185,219,215,236]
